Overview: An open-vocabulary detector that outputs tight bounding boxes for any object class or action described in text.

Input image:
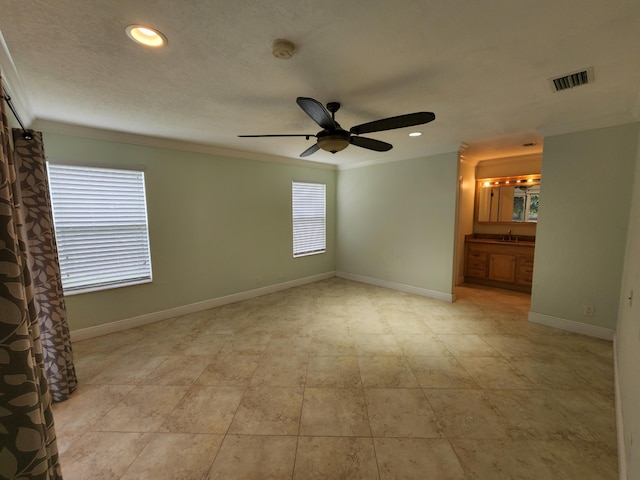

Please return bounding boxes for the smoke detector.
[272,39,295,60]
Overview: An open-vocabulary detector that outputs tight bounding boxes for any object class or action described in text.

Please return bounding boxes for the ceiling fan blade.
[238,134,314,138]
[350,112,435,135]
[350,136,393,152]
[300,143,320,157]
[296,97,337,130]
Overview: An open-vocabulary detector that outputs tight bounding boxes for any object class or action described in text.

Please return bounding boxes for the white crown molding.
[35,119,337,170]
[527,311,614,340]
[70,271,336,341]
[0,30,34,126]
[338,143,461,171]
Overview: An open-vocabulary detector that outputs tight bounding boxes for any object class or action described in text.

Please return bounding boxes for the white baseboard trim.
[336,271,454,303]
[614,336,627,480]
[70,271,336,342]
[527,311,615,340]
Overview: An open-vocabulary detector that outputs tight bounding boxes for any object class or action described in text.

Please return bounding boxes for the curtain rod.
[2,92,32,140]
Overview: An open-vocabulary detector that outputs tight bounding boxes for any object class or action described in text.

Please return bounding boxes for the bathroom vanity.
[464,234,535,292]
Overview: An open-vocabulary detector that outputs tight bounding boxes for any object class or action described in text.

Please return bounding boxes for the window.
[292,181,326,257]
[47,164,152,294]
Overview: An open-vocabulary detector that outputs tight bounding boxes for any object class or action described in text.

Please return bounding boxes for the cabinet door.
[488,254,516,283]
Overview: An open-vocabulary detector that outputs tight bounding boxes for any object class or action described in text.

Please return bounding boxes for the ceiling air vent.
[549,67,594,92]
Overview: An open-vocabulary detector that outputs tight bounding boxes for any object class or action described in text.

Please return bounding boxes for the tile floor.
[52,278,618,479]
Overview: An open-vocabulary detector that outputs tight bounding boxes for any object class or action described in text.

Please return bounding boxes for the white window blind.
[292,181,326,257]
[47,164,152,294]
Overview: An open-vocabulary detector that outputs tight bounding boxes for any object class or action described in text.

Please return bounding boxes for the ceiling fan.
[239,97,436,157]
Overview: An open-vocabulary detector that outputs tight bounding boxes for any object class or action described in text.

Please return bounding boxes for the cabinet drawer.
[516,265,534,285]
[517,255,534,267]
[467,251,487,266]
[466,267,488,279]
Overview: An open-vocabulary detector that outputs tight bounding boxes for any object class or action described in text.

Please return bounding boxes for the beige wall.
[616,125,640,479]
[43,132,337,331]
[336,153,459,297]
[530,123,639,329]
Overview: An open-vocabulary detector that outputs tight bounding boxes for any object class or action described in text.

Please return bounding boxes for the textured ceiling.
[1,0,639,166]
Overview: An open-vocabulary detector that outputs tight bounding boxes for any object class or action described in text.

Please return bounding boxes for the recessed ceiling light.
[409,132,422,137]
[126,25,167,47]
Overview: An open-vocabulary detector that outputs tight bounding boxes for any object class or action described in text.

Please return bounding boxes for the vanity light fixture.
[126,25,167,47]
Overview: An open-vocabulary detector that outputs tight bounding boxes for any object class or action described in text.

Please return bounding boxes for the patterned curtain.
[0,76,63,478]
[13,130,77,402]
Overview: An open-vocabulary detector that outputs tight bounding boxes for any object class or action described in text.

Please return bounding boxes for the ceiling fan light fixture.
[317,133,350,154]
[126,25,167,47]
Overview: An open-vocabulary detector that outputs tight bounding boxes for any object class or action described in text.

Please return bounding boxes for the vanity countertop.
[465,234,535,246]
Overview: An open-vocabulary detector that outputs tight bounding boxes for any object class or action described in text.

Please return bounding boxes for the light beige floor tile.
[309,333,357,355]
[424,389,509,439]
[358,356,419,388]
[508,356,594,390]
[489,389,616,441]
[395,334,451,356]
[562,354,615,392]
[299,387,371,436]
[159,385,245,434]
[365,388,442,438]
[479,334,546,357]
[173,333,232,356]
[141,355,211,386]
[226,333,271,355]
[60,431,150,480]
[87,354,168,385]
[425,318,501,335]
[207,435,297,480]
[95,385,188,432]
[250,355,308,387]
[228,386,303,435]
[457,356,535,389]
[293,436,379,480]
[58,280,617,480]
[382,312,432,334]
[121,433,222,480]
[306,356,362,387]
[527,440,618,479]
[407,356,479,388]
[263,333,312,356]
[195,355,260,386]
[354,334,403,356]
[54,430,86,456]
[72,351,118,383]
[374,438,466,480]
[451,439,554,479]
[52,384,136,434]
[436,334,500,357]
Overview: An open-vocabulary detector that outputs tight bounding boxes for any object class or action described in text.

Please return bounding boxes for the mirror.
[476,175,540,223]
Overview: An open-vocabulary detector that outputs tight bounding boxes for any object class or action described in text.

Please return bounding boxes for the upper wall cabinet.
[476,175,540,223]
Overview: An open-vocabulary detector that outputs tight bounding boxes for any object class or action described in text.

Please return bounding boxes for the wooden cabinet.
[488,254,516,283]
[464,237,535,292]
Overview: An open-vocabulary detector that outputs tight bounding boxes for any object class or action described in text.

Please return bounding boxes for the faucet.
[507,229,512,241]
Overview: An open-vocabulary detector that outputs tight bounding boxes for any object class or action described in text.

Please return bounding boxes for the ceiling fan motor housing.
[317,129,350,153]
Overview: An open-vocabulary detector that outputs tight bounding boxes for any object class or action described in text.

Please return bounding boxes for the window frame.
[292,180,327,258]
[46,162,153,295]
